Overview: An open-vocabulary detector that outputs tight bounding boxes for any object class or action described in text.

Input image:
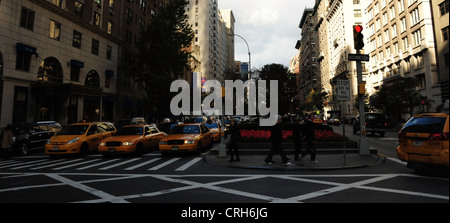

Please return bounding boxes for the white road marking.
[75,158,120,170]
[124,158,161,171]
[148,158,181,171]
[52,159,101,170]
[175,157,203,171]
[31,159,84,170]
[98,158,141,170]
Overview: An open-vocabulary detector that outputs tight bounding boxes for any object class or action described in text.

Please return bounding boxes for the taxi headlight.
[67,137,79,144]
[184,140,195,144]
[122,141,133,146]
[99,142,106,147]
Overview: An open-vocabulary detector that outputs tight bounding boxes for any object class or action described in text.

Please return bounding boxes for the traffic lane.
[332,125,399,158]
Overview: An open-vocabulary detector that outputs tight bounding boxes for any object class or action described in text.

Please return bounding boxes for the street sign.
[348,54,370,62]
[337,79,350,101]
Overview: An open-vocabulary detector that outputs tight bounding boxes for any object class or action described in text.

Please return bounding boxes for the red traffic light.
[355,25,363,33]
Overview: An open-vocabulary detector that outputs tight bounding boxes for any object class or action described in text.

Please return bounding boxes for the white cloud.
[219,0,315,68]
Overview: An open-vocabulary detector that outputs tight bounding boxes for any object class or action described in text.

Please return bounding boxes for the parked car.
[98,124,166,157]
[159,123,213,156]
[353,113,388,137]
[397,113,449,170]
[11,121,62,156]
[45,122,116,156]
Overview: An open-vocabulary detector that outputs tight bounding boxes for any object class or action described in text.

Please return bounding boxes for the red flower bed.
[239,129,345,142]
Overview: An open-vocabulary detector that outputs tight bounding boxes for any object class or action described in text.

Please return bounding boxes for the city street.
[0,137,448,204]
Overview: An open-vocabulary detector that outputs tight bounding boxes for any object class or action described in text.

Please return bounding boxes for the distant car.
[313,118,323,124]
[45,122,116,156]
[159,123,213,156]
[11,121,62,156]
[353,113,388,137]
[397,113,449,170]
[99,124,166,157]
[327,118,341,126]
[205,122,222,142]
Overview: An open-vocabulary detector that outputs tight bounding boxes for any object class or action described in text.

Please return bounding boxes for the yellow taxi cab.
[205,122,222,142]
[45,122,116,156]
[313,118,323,124]
[98,124,166,157]
[397,113,449,170]
[159,123,213,156]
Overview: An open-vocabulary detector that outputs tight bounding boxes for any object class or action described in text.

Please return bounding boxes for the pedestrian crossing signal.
[353,25,364,50]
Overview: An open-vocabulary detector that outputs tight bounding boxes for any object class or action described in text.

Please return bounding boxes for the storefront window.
[85,70,100,87]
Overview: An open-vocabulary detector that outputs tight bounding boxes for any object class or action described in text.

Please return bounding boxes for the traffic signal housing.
[353,25,364,51]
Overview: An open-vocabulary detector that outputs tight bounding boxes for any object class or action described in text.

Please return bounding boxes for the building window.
[71,66,81,82]
[15,51,32,72]
[439,0,449,16]
[416,53,424,69]
[410,8,420,26]
[442,26,449,41]
[402,36,409,51]
[50,0,63,8]
[49,20,61,41]
[106,45,112,60]
[72,30,82,48]
[75,1,84,19]
[390,6,396,21]
[91,39,99,55]
[107,21,113,34]
[398,0,405,13]
[412,29,422,46]
[400,17,407,32]
[85,70,100,88]
[20,7,35,31]
[93,12,101,28]
[392,23,398,37]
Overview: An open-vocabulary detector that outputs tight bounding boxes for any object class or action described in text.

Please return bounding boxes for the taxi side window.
[97,124,107,133]
[88,124,99,135]
[150,126,159,134]
[145,127,151,135]
[200,124,209,133]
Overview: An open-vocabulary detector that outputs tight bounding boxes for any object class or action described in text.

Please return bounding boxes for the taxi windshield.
[115,127,143,136]
[57,125,89,135]
[172,125,200,134]
[205,123,218,129]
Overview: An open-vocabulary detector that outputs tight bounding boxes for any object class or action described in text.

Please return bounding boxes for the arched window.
[37,57,63,83]
[85,70,100,88]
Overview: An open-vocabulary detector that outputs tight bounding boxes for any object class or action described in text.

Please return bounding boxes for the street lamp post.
[228,33,251,74]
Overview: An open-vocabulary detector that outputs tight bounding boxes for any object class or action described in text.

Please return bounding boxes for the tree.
[370,77,423,124]
[303,89,329,114]
[258,64,298,115]
[131,0,194,119]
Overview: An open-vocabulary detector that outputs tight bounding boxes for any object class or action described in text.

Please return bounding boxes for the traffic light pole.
[356,50,370,155]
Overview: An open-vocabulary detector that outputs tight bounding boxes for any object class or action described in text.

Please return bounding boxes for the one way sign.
[348,54,370,62]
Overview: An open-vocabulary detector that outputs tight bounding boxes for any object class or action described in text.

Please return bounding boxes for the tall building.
[297,7,319,107]
[298,0,365,118]
[430,0,449,104]
[364,0,442,115]
[0,0,169,127]
[185,0,234,83]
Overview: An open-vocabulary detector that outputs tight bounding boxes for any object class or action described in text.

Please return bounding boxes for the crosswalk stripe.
[52,159,101,170]
[76,158,120,170]
[98,158,141,170]
[149,158,181,171]
[2,159,49,169]
[10,159,65,170]
[0,161,23,168]
[175,158,203,171]
[31,159,84,170]
[124,158,161,171]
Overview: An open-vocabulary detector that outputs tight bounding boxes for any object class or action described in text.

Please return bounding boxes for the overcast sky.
[219,0,316,70]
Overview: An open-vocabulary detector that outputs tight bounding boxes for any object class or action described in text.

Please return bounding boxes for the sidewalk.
[205,146,385,171]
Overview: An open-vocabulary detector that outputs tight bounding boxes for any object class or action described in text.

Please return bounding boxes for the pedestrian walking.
[300,114,318,164]
[292,117,303,161]
[1,124,14,159]
[228,118,241,162]
[264,116,291,166]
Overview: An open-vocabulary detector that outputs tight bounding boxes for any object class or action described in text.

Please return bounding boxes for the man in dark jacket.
[301,114,318,164]
[228,119,241,162]
[292,117,303,161]
[264,116,291,166]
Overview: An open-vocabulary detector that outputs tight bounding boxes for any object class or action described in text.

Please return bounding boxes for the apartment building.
[364,0,442,113]
[186,0,234,84]
[0,0,170,127]
[297,7,319,107]
[430,0,449,104]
